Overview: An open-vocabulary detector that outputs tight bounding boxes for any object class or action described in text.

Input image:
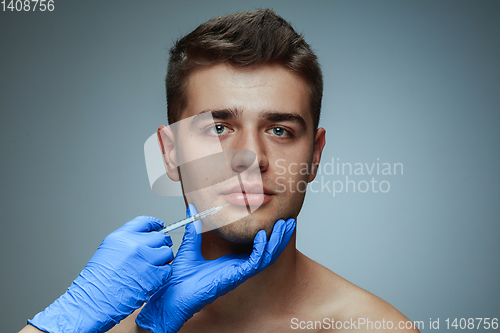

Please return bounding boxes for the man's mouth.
[220,183,274,207]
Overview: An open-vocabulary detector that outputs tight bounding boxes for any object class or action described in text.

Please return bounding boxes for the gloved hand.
[136,204,296,333]
[29,216,174,333]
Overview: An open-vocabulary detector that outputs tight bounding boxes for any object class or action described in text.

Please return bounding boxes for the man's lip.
[220,183,274,195]
[223,192,273,206]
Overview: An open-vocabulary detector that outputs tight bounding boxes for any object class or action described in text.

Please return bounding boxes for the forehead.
[182,63,312,124]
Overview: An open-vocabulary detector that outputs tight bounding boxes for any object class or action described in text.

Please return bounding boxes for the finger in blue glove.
[29,216,174,333]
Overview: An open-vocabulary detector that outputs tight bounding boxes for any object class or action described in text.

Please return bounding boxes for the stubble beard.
[209,193,299,245]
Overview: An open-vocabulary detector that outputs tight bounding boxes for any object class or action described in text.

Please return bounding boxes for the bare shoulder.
[333,287,421,333]
[295,252,420,333]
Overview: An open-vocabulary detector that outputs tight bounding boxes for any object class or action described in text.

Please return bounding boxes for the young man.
[113,9,419,333]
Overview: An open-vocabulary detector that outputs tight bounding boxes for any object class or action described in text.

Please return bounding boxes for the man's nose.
[228,130,269,174]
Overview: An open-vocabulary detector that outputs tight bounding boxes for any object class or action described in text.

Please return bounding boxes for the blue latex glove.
[136,204,296,333]
[29,216,174,333]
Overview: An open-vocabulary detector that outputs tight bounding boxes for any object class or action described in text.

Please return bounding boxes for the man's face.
[173,63,325,243]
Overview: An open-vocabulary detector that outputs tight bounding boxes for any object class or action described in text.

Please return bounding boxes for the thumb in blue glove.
[28,216,174,333]
[136,204,296,333]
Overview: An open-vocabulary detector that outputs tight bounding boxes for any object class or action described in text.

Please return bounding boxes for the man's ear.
[157,125,180,181]
[308,127,326,183]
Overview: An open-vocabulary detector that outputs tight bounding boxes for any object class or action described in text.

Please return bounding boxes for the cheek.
[175,131,224,165]
[269,144,314,179]
[286,162,312,178]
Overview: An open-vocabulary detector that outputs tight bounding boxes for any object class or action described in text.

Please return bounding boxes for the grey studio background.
[1,0,499,331]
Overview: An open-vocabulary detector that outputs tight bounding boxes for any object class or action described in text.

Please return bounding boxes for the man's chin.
[208,214,275,245]
[210,227,256,245]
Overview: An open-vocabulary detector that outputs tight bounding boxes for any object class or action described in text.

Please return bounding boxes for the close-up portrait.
[1,1,499,332]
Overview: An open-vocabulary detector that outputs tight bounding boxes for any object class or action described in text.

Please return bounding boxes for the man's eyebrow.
[260,112,307,130]
[201,108,241,119]
[190,109,241,126]
[189,109,307,130]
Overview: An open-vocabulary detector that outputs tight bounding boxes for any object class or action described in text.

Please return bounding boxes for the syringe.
[159,204,230,234]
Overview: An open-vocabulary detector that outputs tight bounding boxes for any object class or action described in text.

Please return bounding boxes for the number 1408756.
[1,0,54,12]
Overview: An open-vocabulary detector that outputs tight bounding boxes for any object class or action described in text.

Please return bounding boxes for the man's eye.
[269,127,289,137]
[210,124,228,135]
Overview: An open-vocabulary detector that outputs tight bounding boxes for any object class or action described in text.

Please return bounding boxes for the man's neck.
[199,231,300,318]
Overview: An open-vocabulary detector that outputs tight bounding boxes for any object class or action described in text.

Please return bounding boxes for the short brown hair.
[166,9,323,129]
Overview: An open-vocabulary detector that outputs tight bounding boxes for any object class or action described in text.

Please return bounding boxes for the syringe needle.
[159,204,229,234]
